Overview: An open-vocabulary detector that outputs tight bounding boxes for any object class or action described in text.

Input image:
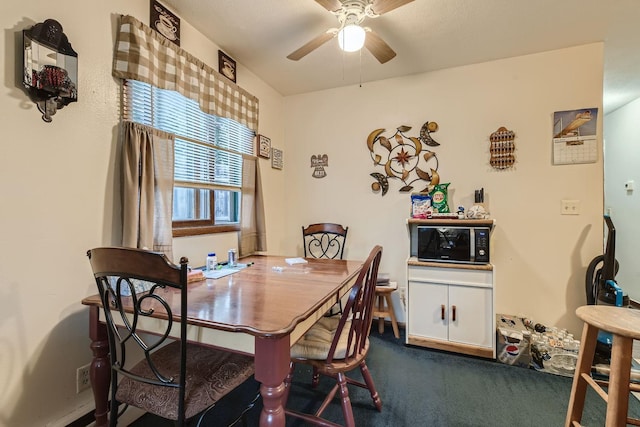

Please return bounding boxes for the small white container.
[206,252,217,271]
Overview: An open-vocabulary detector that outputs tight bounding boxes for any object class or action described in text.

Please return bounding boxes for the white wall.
[604,97,640,301]
[281,44,605,333]
[0,2,284,426]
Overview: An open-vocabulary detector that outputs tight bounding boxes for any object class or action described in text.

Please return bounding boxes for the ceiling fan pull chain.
[359,47,363,87]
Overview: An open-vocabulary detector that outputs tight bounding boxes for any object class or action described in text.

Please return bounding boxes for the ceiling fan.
[287,0,414,64]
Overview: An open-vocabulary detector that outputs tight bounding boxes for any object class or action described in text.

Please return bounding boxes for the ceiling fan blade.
[315,0,343,12]
[364,30,396,64]
[370,0,415,15]
[287,29,337,61]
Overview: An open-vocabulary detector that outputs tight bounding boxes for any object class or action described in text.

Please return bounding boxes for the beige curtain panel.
[121,121,175,260]
[239,156,267,257]
[112,14,259,133]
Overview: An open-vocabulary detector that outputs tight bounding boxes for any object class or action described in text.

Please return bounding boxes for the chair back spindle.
[326,245,382,364]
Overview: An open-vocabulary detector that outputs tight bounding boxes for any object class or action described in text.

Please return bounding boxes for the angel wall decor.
[311,154,328,178]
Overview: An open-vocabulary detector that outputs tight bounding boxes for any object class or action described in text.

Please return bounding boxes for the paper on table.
[285,257,308,265]
[203,268,239,279]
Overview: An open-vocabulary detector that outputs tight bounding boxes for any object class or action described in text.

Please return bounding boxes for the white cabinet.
[407,263,495,358]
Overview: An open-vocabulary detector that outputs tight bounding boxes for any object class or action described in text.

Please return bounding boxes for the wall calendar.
[552,108,598,165]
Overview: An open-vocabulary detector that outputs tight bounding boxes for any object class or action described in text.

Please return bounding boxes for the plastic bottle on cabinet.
[206,253,217,271]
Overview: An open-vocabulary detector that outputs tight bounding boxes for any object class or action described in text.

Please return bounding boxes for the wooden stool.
[373,282,400,339]
[565,305,640,427]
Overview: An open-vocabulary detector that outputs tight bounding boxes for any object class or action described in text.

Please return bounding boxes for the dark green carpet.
[130,328,640,426]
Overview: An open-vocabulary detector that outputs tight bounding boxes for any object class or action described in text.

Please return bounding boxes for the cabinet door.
[408,281,448,341]
[448,285,493,348]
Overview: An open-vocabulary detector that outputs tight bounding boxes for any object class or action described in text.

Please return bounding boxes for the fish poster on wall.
[552,108,598,165]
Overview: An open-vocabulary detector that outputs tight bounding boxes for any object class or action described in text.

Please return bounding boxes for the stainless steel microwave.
[417,225,490,264]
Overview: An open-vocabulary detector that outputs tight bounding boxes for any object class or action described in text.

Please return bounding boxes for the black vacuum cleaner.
[584,214,627,364]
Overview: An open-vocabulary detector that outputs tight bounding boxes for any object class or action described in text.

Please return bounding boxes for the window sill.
[173,224,240,237]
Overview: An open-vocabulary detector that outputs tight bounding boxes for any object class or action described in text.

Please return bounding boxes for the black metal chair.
[302,223,349,316]
[302,223,349,260]
[86,247,258,426]
[283,245,383,427]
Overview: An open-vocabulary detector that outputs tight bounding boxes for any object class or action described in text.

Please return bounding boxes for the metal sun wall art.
[367,122,441,196]
[311,154,328,178]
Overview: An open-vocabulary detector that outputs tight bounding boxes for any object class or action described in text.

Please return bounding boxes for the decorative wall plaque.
[257,134,271,158]
[218,50,236,83]
[272,148,283,170]
[367,123,441,196]
[151,1,180,46]
[311,154,328,178]
[489,127,515,169]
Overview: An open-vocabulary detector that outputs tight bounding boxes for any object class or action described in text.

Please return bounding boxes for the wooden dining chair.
[86,247,258,427]
[283,245,383,427]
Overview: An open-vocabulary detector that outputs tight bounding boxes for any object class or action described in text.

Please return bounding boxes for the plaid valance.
[113,15,259,133]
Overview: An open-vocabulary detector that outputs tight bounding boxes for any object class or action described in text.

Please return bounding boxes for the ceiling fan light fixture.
[338,24,366,52]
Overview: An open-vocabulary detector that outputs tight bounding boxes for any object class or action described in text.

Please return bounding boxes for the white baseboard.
[45,400,95,427]
[45,401,145,427]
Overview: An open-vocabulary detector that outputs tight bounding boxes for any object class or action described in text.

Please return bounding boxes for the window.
[123,80,255,236]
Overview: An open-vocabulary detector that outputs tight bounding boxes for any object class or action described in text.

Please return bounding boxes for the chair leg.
[606,334,633,426]
[384,294,400,339]
[312,367,320,388]
[282,362,295,406]
[337,372,356,427]
[359,360,382,411]
[565,322,599,426]
[377,295,385,334]
[109,394,119,427]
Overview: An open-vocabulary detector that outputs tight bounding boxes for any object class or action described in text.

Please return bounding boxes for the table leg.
[89,306,110,427]
[255,335,290,427]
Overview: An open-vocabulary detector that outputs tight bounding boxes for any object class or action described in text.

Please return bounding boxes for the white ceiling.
[162,0,640,113]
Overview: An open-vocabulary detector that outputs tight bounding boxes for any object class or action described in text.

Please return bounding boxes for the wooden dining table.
[81,254,363,427]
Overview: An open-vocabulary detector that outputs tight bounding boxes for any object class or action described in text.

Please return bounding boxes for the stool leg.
[606,334,633,426]
[384,294,400,339]
[565,322,599,427]
[377,295,385,334]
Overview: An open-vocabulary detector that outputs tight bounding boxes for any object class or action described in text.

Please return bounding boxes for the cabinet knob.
[452,305,457,322]
[441,304,445,320]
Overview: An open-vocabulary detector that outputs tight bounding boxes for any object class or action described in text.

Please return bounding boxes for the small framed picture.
[272,148,283,170]
[258,134,271,158]
[151,0,180,46]
[218,50,236,83]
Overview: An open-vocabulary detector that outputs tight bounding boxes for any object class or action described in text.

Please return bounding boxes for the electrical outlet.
[76,363,91,394]
[561,199,580,215]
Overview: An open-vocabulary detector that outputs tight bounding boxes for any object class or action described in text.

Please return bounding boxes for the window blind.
[123,79,255,189]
